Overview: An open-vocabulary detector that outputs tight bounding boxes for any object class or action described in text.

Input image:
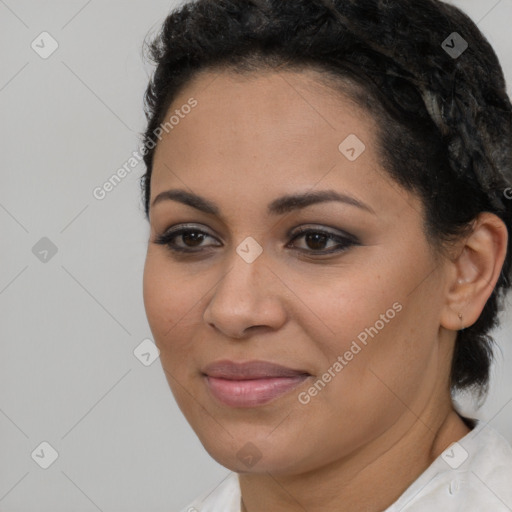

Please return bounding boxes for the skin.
[142,68,508,511]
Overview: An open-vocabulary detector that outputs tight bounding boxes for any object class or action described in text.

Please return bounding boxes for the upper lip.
[201,360,311,380]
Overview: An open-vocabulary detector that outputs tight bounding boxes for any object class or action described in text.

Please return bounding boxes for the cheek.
[281,258,402,361]
[302,286,439,431]
[142,252,202,356]
[142,254,207,415]
[287,254,437,403]
[290,299,433,465]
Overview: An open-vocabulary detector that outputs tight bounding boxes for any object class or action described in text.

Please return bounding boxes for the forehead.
[149,68,418,222]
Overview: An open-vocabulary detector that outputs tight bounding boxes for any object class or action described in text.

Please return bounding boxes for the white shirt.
[179,422,512,511]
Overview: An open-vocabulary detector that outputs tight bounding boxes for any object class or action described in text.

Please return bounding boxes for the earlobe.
[440,212,508,332]
[457,311,464,331]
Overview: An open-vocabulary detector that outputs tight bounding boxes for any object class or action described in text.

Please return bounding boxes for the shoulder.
[178,472,241,512]
[386,422,512,512]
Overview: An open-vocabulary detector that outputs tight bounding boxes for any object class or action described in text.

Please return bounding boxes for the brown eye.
[181,231,206,247]
[153,226,220,252]
[288,227,357,255]
[303,232,330,251]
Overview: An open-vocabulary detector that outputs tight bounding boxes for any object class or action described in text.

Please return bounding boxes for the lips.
[202,360,310,379]
[201,360,311,407]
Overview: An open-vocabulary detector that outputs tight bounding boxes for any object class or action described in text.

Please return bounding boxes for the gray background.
[1,0,511,510]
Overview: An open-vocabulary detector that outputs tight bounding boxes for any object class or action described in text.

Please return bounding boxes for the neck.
[239,405,471,512]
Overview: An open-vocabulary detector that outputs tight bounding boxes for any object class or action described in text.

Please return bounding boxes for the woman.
[140,0,512,510]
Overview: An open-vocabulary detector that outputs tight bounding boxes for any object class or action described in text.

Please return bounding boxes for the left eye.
[287,228,356,254]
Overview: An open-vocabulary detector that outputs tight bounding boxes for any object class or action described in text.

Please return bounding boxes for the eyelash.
[153,224,358,256]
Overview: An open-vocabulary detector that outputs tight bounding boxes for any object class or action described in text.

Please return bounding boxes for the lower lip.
[204,375,310,407]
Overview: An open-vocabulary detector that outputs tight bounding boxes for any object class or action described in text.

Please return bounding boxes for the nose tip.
[202,252,287,339]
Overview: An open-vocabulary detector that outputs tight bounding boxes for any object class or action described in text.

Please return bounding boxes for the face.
[143,68,453,475]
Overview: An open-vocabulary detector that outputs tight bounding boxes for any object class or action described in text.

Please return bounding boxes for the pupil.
[183,232,204,247]
[306,233,327,250]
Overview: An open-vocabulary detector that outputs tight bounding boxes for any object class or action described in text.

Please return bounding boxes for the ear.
[440,212,508,331]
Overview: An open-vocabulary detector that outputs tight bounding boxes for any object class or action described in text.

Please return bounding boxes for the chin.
[196,428,312,475]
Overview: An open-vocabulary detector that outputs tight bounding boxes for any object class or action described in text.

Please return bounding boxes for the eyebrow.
[151,188,375,216]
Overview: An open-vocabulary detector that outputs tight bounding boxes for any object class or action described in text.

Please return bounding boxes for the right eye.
[153,225,222,253]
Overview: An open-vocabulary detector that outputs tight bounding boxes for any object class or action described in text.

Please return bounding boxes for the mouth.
[201,360,312,408]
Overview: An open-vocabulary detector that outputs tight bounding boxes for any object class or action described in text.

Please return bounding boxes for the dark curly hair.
[139,0,512,399]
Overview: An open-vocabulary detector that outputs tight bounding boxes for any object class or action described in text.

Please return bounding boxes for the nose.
[202,248,288,339]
